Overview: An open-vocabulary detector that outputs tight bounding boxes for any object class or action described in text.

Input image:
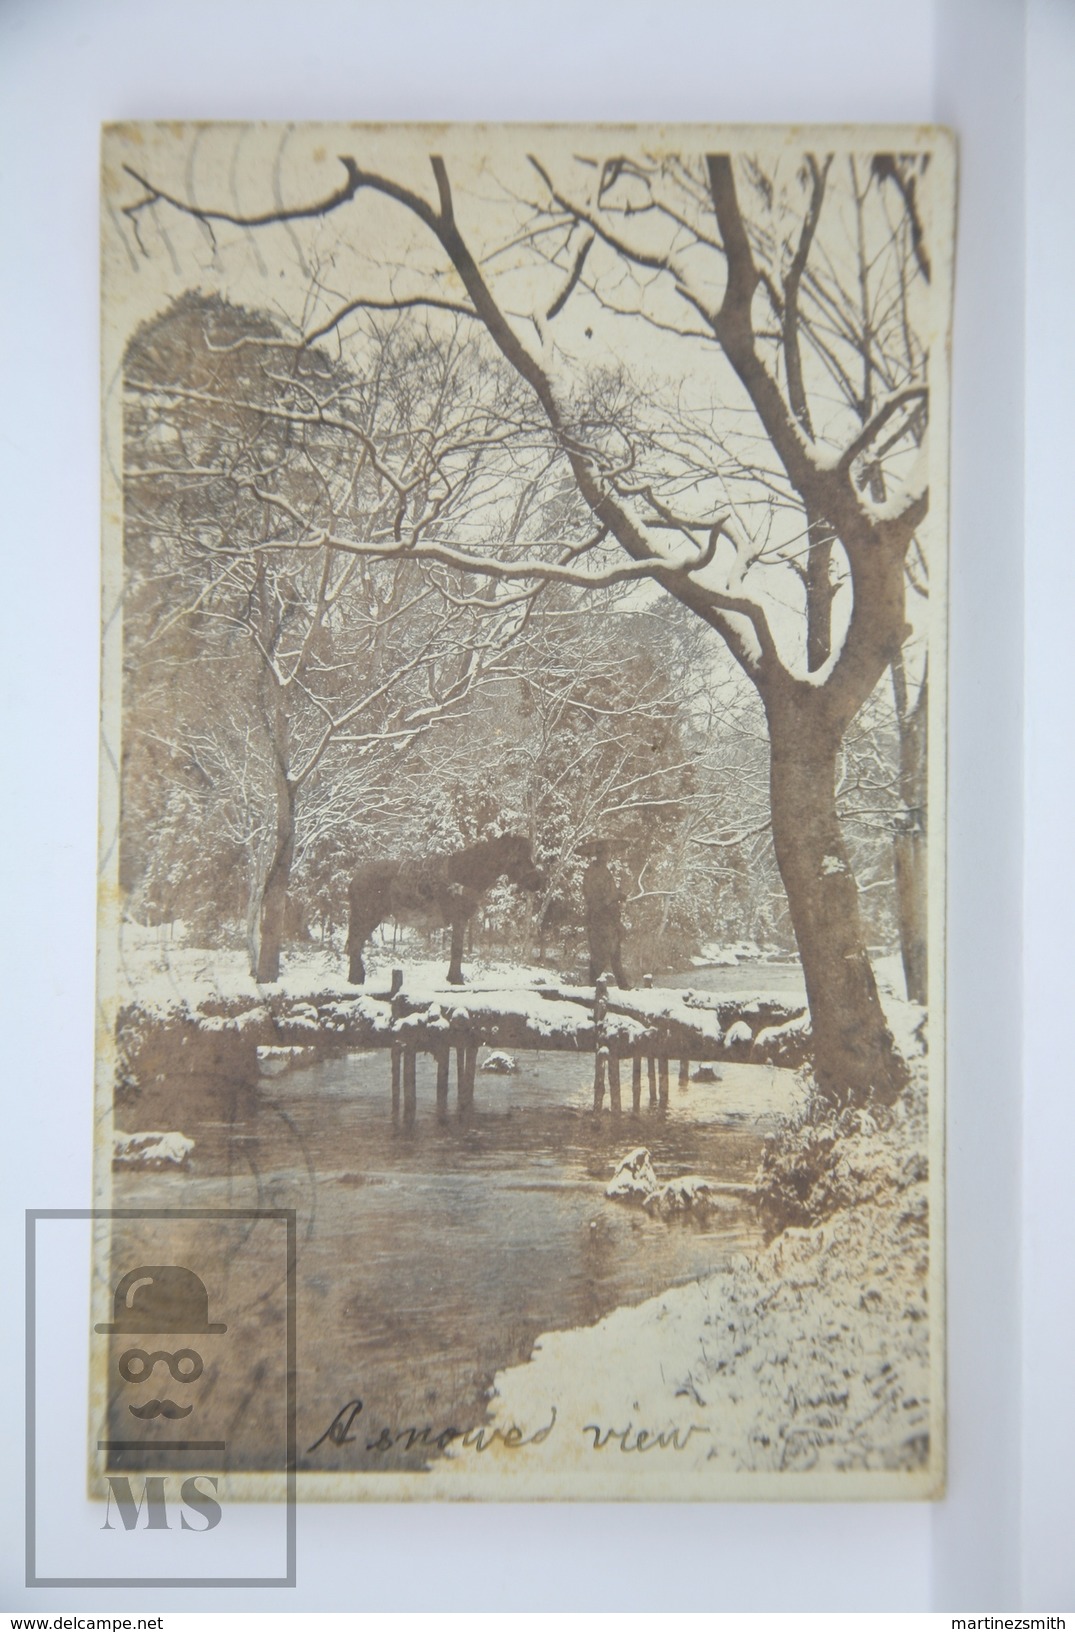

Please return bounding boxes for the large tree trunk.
[251,781,296,985]
[766,690,908,1108]
[804,513,836,673]
[891,659,928,1005]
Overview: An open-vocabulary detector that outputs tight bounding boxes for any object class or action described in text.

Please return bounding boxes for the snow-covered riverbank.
[481,999,935,1484]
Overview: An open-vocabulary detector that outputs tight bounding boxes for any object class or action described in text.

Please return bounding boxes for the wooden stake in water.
[592,974,609,1112]
[403,1046,417,1124]
[458,1043,476,1112]
[608,1046,622,1114]
[391,1040,402,1120]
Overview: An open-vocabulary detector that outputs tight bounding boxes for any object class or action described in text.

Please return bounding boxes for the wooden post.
[592,975,609,1112]
[658,1055,670,1107]
[647,1055,657,1107]
[592,1048,608,1111]
[391,1041,402,1120]
[679,1058,690,1089]
[458,1043,476,1112]
[631,1054,642,1112]
[642,973,653,988]
[390,967,403,998]
[403,1046,417,1124]
[436,1048,450,1119]
[608,1047,622,1114]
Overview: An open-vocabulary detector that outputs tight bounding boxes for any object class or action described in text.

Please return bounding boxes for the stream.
[112,967,807,1474]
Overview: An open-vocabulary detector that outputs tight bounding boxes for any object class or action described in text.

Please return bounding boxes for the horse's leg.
[447,913,467,985]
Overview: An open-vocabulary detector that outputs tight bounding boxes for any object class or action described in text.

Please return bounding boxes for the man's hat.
[95,1265,227,1334]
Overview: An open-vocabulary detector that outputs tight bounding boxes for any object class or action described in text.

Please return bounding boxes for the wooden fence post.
[679,1057,690,1089]
[436,1048,450,1118]
[631,1054,642,1112]
[592,974,609,1112]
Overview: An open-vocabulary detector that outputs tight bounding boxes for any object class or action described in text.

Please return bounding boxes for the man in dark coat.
[582,840,628,987]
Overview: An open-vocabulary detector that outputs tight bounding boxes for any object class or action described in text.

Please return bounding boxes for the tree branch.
[783,154,832,439]
[546,232,594,321]
[122,156,365,247]
[302,294,479,347]
[836,386,929,477]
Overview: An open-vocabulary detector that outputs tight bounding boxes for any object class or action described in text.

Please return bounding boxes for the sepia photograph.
[6,0,1075,1612]
[94,122,954,1503]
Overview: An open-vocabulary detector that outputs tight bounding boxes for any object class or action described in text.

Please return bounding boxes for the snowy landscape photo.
[94,123,953,1499]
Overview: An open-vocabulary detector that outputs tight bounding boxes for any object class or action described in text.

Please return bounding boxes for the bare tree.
[745,152,931,1000]
[124,295,540,980]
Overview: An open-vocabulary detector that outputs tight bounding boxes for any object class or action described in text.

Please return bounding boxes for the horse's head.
[499,834,545,894]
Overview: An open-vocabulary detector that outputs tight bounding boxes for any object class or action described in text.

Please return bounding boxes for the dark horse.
[346,834,545,986]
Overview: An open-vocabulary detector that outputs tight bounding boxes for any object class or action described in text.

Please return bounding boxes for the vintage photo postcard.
[95,123,953,1503]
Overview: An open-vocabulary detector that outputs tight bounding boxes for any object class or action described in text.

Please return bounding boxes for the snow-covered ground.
[478,993,933,1481]
[117,929,557,1009]
[482,1162,930,1476]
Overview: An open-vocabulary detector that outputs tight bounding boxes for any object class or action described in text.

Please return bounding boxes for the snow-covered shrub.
[757,1072,928,1233]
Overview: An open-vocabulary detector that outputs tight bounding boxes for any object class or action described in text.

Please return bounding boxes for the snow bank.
[113,1130,194,1169]
[480,1051,520,1075]
[605,1147,658,1202]
[488,1066,932,1478]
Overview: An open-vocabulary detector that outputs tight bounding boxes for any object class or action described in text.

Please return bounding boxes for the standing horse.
[346,834,545,986]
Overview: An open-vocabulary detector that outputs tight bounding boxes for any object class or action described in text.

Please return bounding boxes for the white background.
[0,0,1070,1610]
